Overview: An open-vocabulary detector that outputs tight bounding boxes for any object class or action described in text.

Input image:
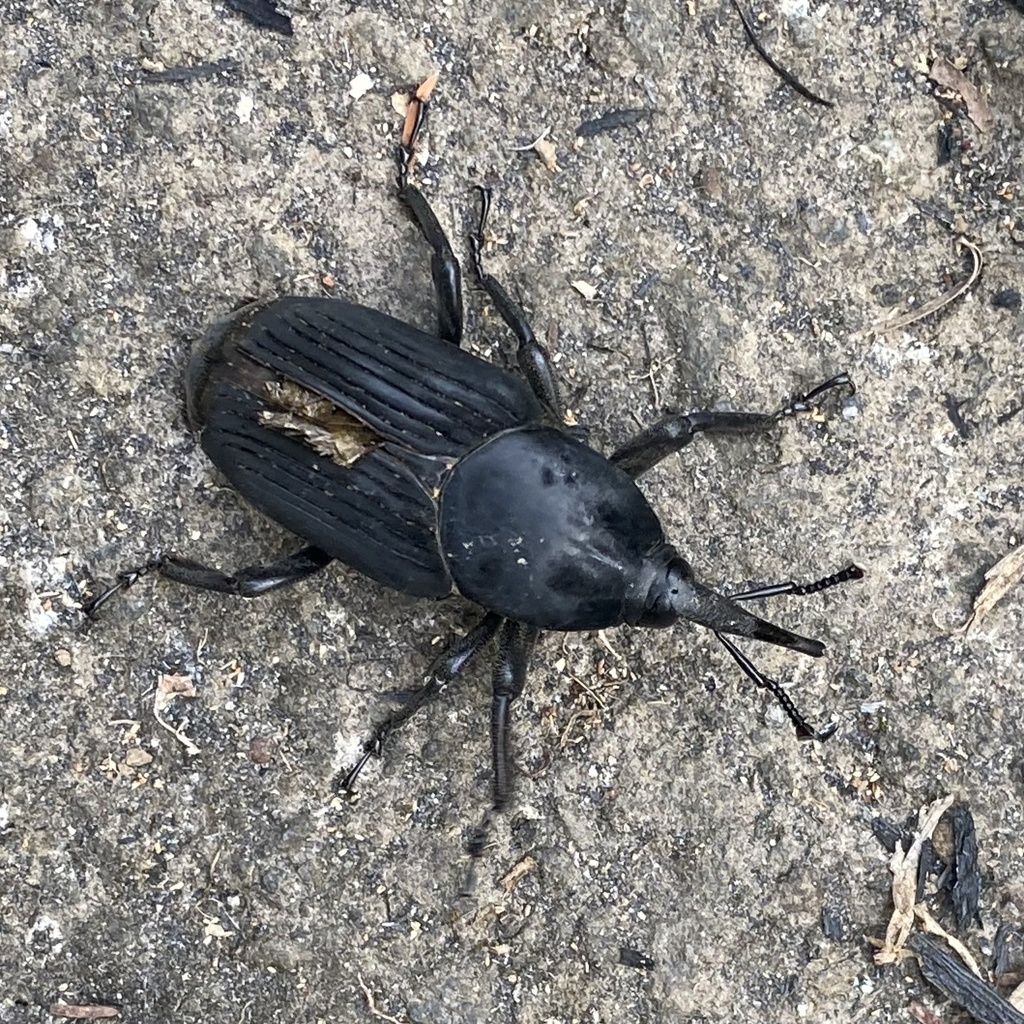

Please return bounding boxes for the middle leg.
[396,78,464,346]
[463,619,540,891]
[469,187,565,420]
[340,612,504,792]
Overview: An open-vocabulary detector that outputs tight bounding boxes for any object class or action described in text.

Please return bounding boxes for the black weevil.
[87,80,862,872]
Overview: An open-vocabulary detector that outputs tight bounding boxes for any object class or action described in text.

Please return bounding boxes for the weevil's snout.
[677,576,825,657]
[640,555,824,657]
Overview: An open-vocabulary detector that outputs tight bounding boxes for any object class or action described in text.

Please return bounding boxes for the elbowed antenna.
[709,563,863,741]
[716,632,838,742]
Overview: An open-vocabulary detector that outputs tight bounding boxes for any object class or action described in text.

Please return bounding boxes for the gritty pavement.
[2,0,1023,1021]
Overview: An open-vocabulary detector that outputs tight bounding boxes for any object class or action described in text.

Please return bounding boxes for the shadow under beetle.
[87,82,862,874]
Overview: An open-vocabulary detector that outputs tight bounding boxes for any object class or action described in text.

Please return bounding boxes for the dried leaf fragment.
[260,398,378,466]
[533,136,559,172]
[262,378,379,465]
[509,129,558,172]
[154,673,200,755]
[917,905,984,980]
[49,1004,119,1020]
[872,796,993,1007]
[930,58,995,134]
[499,855,537,892]
[156,673,197,706]
[400,73,439,149]
[1011,981,1024,1012]
[874,794,954,965]
[953,543,1024,637]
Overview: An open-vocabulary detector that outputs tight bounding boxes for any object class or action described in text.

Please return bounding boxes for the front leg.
[610,374,853,478]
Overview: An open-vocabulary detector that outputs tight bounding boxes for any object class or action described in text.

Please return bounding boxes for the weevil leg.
[487,621,540,816]
[340,613,504,793]
[469,187,565,421]
[611,409,776,478]
[83,545,333,615]
[729,564,864,602]
[610,374,855,478]
[462,620,540,894]
[396,84,464,346]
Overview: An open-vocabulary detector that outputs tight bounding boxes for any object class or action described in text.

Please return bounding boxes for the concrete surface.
[2,0,1023,1021]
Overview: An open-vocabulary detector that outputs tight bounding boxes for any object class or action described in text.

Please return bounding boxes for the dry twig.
[952,544,1024,637]
[860,239,982,337]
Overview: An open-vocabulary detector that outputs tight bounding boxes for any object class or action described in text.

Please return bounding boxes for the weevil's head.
[630,547,824,658]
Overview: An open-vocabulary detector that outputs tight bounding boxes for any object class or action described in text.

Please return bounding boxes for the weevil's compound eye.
[637,556,696,627]
[665,557,695,595]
